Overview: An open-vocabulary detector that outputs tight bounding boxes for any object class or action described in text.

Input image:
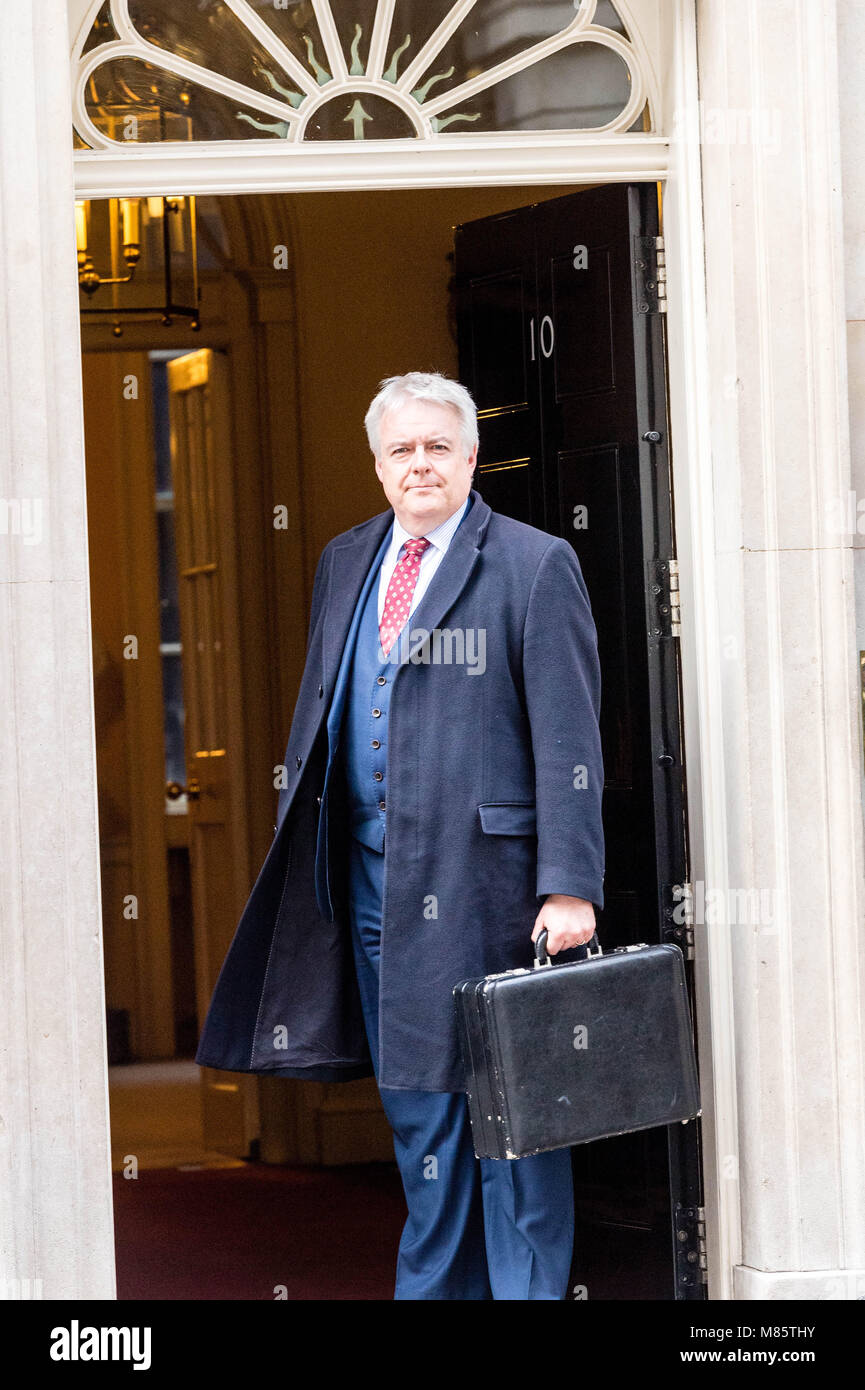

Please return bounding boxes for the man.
[195,372,605,1300]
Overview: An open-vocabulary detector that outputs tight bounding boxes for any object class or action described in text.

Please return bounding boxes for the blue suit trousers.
[347,835,575,1301]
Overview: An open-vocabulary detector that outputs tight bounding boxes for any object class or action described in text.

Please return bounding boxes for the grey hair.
[364,372,479,457]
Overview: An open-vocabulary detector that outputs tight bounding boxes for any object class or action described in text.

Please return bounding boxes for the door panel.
[456,185,704,1300]
[551,246,617,400]
[457,207,544,529]
[83,351,175,1061]
[469,272,530,413]
[167,348,256,1158]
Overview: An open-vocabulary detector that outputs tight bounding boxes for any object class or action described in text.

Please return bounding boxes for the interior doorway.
[81,180,702,1300]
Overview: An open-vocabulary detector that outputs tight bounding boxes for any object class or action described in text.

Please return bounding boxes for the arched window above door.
[71,0,657,149]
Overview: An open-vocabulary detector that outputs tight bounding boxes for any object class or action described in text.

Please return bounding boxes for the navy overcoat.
[195,488,604,1091]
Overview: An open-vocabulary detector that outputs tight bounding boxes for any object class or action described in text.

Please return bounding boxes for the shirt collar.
[390,494,471,557]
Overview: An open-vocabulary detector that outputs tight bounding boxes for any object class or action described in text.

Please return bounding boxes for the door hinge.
[663,882,695,959]
[634,234,667,315]
[675,1203,708,1292]
[649,557,681,638]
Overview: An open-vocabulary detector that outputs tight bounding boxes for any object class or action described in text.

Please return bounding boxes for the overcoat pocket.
[477,802,537,836]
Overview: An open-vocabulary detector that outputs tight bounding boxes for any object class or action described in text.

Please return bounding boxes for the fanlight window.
[72,0,651,148]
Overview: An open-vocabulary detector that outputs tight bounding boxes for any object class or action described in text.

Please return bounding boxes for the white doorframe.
[658,4,740,1301]
[67,0,740,1298]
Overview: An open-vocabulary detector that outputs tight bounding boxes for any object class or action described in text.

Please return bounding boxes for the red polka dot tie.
[379,537,431,656]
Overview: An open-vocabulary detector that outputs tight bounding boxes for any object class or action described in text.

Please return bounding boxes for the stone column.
[0,0,115,1298]
[696,0,865,1297]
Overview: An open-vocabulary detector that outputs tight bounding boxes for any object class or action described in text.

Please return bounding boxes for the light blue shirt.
[377,495,471,624]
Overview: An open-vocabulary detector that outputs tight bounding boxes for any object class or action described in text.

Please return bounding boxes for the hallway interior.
[109,1060,239,1173]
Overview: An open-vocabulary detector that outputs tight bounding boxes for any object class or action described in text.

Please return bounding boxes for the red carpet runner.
[113,1162,406,1300]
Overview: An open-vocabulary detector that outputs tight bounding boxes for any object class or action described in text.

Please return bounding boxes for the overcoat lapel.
[325,525,393,752]
[321,510,393,698]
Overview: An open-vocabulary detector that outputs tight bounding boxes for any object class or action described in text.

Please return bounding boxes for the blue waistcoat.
[340,560,394,852]
[313,524,392,917]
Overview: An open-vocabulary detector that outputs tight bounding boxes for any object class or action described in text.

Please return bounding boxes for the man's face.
[374,398,477,536]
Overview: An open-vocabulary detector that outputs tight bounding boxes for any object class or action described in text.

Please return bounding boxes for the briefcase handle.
[533,928,603,969]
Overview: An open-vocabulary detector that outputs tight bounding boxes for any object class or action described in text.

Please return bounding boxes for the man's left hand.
[531,894,596,954]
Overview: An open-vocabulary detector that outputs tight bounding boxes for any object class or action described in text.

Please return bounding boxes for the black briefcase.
[453,932,700,1159]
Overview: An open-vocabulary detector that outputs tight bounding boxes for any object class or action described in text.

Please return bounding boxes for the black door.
[455,185,704,1300]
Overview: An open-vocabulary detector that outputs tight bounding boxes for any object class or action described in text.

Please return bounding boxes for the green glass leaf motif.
[349,24,364,77]
[383,34,412,84]
[258,67,304,109]
[236,112,290,137]
[412,68,455,104]
[303,35,332,86]
[430,112,481,132]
